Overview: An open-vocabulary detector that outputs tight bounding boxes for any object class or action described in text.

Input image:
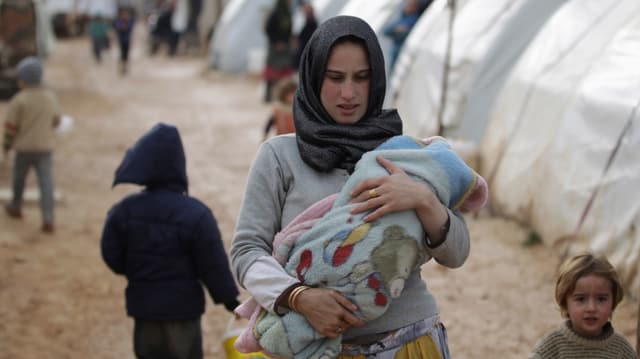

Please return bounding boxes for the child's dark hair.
[555,253,624,318]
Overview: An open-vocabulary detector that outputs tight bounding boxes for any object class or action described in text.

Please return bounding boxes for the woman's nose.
[341,81,355,99]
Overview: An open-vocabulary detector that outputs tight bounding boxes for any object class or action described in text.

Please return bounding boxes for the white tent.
[388,0,564,143]
[209,0,348,73]
[208,0,274,73]
[77,0,117,18]
[338,0,404,76]
[481,0,640,295]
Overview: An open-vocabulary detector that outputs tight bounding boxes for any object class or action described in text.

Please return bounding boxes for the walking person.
[231,15,470,358]
[291,1,317,70]
[2,56,62,234]
[383,0,422,73]
[113,6,136,75]
[262,0,295,102]
[87,14,110,64]
[101,123,240,359]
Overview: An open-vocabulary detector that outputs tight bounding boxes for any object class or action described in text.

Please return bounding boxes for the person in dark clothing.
[101,123,240,359]
[292,1,318,70]
[262,0,294,102]
[113,6,136,75]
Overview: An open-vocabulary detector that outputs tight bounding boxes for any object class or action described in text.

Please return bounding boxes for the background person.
[262,75,298,141]
[2,56,62,234]
[113,6,136,75]
[383,0,422,72]
[262,0,295,102]
[87,14,110,64]
[291,1,318,70]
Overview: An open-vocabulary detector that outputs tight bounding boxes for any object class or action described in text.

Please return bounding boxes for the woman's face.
[320,41,370,124]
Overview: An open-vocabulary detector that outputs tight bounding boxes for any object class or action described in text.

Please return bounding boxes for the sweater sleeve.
[3,98,20,151]
[230,142,295,290]
[426,208,470,268]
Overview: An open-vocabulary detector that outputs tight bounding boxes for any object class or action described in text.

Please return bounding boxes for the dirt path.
[0,30,636,359]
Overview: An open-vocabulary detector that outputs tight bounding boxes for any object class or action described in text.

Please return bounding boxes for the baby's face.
[566,274,613,337]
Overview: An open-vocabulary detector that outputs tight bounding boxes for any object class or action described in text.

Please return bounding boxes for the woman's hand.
[294,287,365,338]
[349,156,449,242]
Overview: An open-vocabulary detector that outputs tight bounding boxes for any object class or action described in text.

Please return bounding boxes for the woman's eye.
[356,71,371,81]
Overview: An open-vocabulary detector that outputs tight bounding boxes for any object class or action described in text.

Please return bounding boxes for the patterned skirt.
[338,315,451,359]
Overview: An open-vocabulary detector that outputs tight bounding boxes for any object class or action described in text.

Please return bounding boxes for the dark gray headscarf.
[293,15,403,173]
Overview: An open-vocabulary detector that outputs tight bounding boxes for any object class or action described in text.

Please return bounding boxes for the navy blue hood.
[113,123,188,192]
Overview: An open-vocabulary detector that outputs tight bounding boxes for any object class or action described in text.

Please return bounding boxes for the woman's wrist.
[275,283,311,313]
[288,285,312,312]
[415,186,450,244]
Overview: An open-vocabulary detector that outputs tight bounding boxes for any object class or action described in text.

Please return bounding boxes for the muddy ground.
[0,29,636,359]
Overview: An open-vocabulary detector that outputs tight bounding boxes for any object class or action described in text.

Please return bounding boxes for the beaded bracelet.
[288,285,311,312]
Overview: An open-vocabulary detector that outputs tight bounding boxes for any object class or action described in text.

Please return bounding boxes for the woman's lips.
[338,104,357,115]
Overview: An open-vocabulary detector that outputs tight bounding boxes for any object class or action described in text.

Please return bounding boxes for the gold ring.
[368,188,378,198]
[336,326,343,333]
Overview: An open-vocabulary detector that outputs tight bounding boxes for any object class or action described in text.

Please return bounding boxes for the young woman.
[231,15,470,358]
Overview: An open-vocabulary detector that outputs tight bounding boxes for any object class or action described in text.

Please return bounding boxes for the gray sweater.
[230,134,470,339]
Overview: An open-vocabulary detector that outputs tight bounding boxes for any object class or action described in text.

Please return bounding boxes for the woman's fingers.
[295,288,364,337]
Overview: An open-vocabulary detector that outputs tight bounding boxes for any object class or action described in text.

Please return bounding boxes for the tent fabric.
[388,0,563,143]
[209,0,348,73]
[337,0,404,78]
[481,0,640,295]
[208,0,274,73]
[209,0,406,74]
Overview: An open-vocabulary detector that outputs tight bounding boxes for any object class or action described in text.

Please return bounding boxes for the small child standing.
[262,75,297,141]
[529,253,636,359]
[101,123,240,359]
[2,56,62,233]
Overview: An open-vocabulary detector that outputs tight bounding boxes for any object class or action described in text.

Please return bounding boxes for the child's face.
[566,274,613,337]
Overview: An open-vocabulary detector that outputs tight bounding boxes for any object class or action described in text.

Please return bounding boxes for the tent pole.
[436,0,456,136]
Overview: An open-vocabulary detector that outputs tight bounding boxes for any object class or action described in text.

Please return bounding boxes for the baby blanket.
[235,136,488,358]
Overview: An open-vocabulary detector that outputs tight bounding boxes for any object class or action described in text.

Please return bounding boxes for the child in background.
[262,75,297,141]
[101,123,240,359]
[2,56,62,233]
[113,6,136,75]
[87,14,110,64]
[529,253,636,359]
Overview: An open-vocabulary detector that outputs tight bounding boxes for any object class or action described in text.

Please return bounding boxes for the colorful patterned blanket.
[235,136,488,359]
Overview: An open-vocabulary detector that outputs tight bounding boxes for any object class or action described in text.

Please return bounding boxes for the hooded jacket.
[101,123,239,320]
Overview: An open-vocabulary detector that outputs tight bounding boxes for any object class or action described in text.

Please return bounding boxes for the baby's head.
[555,253,624,337]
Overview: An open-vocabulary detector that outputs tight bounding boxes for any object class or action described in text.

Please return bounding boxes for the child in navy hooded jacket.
[101,123,240,359]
